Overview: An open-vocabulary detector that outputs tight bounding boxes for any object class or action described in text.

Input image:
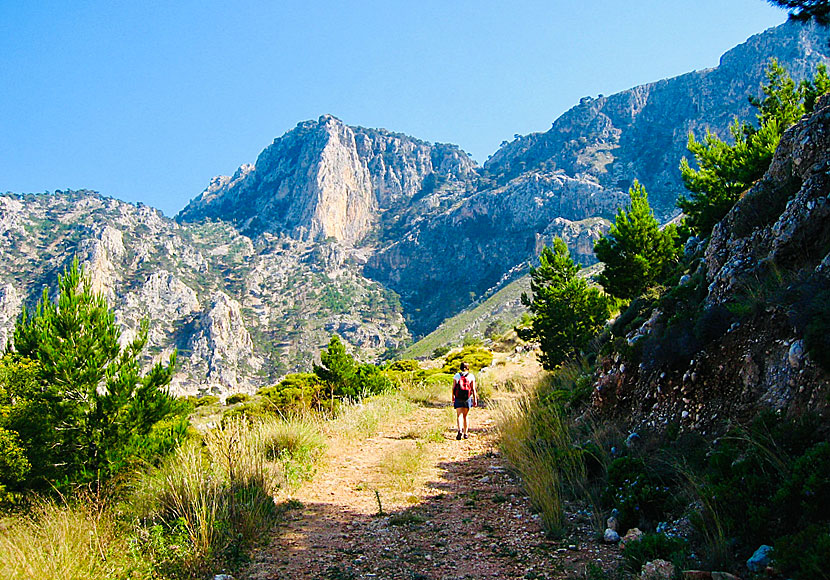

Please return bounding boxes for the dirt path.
[240,399,619,580]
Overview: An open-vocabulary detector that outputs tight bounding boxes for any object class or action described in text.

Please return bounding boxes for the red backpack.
[454,372,472,399]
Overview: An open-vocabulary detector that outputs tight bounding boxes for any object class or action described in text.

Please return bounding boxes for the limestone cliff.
[484,20,830,220]
[177,115,477,244]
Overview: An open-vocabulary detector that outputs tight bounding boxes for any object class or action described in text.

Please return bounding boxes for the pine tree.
[766,0,830,25]
[677,60,829,236]
[595,180,679,300]
[314,334,358,398]
[518,239,611,370]
[9,259,187,487]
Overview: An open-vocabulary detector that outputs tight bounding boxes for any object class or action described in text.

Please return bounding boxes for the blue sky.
[1,1,786,217]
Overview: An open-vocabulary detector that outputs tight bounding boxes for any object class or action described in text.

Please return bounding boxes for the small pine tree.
[8,259,187,487]
[518,239,611,370]
[595,180,679,300]
[314,334,358,398]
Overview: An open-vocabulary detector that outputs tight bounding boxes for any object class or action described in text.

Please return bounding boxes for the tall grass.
[131,414,324,577]
[498,361,612,537]
[0,499,143,580]
[499,389,580,535]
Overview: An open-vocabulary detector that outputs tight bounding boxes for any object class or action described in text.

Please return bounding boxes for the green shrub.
[774,525,830,580]
[258,373,324,412]
[431,345,451,359]
[442,346,493,373]
[603,457,671,533]
[187,395,219,408]
[622,532,689,571]
[387,359,421,372]
[226,393,250,405]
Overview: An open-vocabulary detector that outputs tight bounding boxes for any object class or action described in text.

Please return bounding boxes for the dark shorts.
[454,397,472,409]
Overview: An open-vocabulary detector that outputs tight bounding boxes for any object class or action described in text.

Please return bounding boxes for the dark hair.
[459,362,469,371]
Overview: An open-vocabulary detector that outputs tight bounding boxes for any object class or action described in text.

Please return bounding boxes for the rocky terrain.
[592,93,830,434]
[0,21,827,398]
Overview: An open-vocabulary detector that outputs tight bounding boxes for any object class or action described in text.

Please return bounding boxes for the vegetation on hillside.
[678,60,829,236]
[504,58,830,579]
[518,238,612,370]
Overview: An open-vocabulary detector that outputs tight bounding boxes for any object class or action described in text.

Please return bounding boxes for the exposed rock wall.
[593,96,830,435]
[177,115,477,244]
[484,21,830,220]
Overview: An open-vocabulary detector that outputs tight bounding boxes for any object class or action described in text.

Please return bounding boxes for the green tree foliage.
[518,238,612,370]
[766,0,830,24]
[678,60,830,236]
[314,335,358,398]
[314,335,392,400]
[441,346,494,373]
[258,373,324,412]
[6,259,188,488]
[594,180,679,300]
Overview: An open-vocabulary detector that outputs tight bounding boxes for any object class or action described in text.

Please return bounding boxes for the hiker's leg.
[456,408,464,433]
[461,407,469,435]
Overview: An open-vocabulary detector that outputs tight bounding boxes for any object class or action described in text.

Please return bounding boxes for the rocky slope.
[592,94,830,433]
[1,22,827,397]
[484,20,830,220]
[0,192,409,397]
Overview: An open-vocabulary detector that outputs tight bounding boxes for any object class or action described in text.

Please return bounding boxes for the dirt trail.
[240,398,619,580]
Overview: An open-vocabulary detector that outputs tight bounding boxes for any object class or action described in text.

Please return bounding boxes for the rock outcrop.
[484,20,830,220]
[592,95,830,434]
[177,115,477,244]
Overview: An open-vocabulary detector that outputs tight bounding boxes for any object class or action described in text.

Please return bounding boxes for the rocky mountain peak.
[177,115,477,245]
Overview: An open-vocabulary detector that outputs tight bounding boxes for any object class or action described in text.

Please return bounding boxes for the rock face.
[592,96,830,434]
[484,20,830,220]
[706,93,830,304]
[178,115,477,244]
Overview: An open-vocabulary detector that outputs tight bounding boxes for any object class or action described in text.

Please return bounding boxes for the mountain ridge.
[1,21,827,397]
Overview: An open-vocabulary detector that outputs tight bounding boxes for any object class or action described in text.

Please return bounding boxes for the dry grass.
[0,499,142,580]
[330,392,415,440]
[379,443,429,494]
[497,374,588,537]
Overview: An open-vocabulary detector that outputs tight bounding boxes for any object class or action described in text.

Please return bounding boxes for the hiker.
[452,361,477,439]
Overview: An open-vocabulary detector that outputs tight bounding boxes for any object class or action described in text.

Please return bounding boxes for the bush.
[187,395,219,408]
[431,345,451,359]
[387,359,421,372]
[258,373,324,412]
[442,346,493,373]
[622,532,689,571]
[603,457,671,533]
[226,393,250,405]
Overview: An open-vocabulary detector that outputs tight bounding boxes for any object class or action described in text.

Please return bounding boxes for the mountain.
[483,20,830,219]
[0,192,409,397]
[0,21,827,397]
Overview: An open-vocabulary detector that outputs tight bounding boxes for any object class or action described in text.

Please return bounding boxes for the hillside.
[0,21,827,398]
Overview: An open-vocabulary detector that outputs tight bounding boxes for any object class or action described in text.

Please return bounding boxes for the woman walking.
[452,361,478,439]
